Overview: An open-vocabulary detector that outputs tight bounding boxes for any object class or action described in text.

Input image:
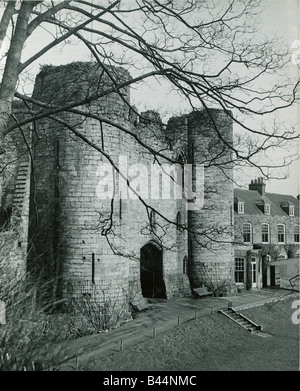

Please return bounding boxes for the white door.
[251,261,257,288]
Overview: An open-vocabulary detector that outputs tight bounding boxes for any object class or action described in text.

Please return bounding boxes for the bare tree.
[0,1,299,294]
[0,1,298,158]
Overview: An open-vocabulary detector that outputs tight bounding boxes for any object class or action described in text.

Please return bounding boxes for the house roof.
[234,188,299,217]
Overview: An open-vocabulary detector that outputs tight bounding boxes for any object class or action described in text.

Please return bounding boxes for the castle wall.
[28,63,192,314]
[1,61,237,314]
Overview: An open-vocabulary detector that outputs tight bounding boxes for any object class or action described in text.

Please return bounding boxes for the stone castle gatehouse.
[0,62,235,314]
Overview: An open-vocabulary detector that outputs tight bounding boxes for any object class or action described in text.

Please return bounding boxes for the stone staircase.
[219,307,263,334]
[12,159,30,211]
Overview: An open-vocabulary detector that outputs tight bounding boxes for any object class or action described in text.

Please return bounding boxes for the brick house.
[234,178,299,290]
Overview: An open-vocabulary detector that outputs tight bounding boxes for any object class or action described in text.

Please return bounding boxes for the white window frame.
[243,223,252,244]
[264,204,270,215]
[277,224,285,244]
[238,202,244,214]
[289,205,295,217]
[262,223,270,244]
[234,258,245,284]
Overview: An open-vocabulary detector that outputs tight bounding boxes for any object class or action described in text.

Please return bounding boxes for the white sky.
[236,0,299,197]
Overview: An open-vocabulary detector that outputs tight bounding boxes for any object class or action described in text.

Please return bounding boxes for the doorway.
[270,266,276,287]
[140,242,166,298]
[251,260,257,288]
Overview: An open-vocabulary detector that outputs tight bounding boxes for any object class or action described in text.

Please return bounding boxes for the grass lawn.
[80,297,299,371]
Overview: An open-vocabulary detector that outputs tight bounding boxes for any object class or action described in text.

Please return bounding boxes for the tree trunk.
[0,1,37,152]
[0,1,16,45]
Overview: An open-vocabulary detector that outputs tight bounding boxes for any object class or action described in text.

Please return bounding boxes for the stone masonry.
[1,62,235,316]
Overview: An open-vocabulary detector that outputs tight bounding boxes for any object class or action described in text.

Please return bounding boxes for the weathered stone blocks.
[20,62,235,315]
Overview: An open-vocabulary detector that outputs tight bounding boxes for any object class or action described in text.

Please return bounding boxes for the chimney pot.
[249,177,266,196]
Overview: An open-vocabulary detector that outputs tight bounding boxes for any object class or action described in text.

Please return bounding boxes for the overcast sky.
[237,0,299,196]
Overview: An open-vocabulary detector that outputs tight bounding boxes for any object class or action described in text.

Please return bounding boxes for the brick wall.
[235,213,299,248]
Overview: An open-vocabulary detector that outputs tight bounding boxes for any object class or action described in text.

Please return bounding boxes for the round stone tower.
[187,109,235,294]
[28,62,134,314]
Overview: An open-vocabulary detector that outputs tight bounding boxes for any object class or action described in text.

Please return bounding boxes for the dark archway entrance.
[140,242,166,298]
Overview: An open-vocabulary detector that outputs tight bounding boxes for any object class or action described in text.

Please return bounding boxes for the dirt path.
[72,298,299,372]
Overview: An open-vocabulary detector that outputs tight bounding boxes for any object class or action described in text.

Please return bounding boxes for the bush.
[200,263,236,297]
[71,286,132,333]
[0,277,98,371]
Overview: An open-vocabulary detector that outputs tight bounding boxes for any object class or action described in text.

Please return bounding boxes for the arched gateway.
[140,242,166,298]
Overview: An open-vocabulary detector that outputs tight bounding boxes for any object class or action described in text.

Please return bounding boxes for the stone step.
[13,195,23,199]
[219,308,263,334]
[13,202,23,206]
[224,309,235,315]
[239,321,251,326]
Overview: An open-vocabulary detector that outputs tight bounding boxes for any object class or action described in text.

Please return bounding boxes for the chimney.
[249,177,266,196]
